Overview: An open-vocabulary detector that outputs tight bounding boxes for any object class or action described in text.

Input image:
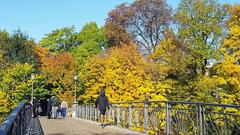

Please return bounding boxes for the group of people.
[46,96,68,119]
[31,86,109,129]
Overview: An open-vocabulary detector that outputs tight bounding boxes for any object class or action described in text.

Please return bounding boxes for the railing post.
[85,105,87,119]
[86,105,89,120]
[112,108,115,125]
[128,103,132,129]
[153,110,158,135]
[117,104,120,127]
[90,105,92,121]
[80,106,82,118]
[95,108,97,122]
[144,101,149,134]
[135,110,139,127]
[81,105,85,119]
[166,101,170,135]
[108,107,111,124]
[122,109,126,127]
[77,106,79,117]
[79,106,82,118]
[198,103,203,135]
[223,106,227,135]
[88,105,90,120]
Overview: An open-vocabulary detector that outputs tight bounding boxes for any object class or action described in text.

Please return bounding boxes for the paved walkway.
[39,117,144,135]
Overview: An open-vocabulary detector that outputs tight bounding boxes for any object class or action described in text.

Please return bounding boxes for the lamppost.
[31,73,34,103]
[72,73,78,118]
[74,74,78,102]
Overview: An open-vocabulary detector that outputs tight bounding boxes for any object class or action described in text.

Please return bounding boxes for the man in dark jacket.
[95,87,109,128]
[33,97,39,118]
[46,98,52,119]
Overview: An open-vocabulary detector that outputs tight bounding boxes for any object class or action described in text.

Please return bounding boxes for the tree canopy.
[0,0,239,124]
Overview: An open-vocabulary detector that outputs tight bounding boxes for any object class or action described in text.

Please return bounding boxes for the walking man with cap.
[95,86,109,128]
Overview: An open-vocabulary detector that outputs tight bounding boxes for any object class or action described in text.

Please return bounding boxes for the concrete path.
[39,117,144,135]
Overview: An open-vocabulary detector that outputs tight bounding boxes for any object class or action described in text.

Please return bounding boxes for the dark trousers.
[33,107,37,117]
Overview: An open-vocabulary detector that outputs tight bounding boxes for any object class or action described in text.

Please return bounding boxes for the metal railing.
[76,101,240,135]
[0,102,32,135]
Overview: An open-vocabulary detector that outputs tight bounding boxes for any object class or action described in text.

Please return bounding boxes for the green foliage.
[176,0,226,75]
[71,22,106,69]
[0,29,35,64]
[71,40,101,69]
[2,64,31,103]
[39,26,77,53]
[77,22,106,44]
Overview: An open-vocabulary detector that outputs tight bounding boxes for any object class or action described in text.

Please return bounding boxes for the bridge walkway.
[39,117,144,135]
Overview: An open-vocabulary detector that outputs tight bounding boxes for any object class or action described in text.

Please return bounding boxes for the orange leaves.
[35,46,77,104]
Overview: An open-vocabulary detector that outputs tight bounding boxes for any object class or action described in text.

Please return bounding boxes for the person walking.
[95,87,109,128]
[46,98,52,119]
[33,97,39,118]
[61,100,68,118]
[37,99,42,117]
[51,96,58,119]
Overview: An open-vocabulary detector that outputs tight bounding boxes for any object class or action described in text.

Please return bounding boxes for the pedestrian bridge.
[39,117,143,135]
[0,101,240,135]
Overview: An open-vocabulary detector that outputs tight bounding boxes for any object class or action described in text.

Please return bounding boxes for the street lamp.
[73,74,78,102]
[31,73,34,103]
[72,73,78,118]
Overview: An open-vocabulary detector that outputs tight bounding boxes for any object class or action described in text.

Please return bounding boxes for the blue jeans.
[62,107,67,117]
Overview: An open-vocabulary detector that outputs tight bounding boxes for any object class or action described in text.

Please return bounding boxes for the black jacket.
[95,91,109,111]
[47,100,52,114]
[33,98,39,108]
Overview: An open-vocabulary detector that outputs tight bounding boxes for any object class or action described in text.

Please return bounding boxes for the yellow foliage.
[80,44,169,103]
[0,90,10,122]
[214,4,240,104]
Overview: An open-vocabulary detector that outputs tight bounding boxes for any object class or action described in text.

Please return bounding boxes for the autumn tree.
[1,64,31,103]
[213,4,240,104]
[80,45,170,103]
[176,0,226,76]
[40,51,77,104]
[0,51,8,122]
[104,4,132,46]
[104,0,172,54]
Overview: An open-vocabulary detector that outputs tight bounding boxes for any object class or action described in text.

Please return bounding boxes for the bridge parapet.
[0,102,43,135]
[0,102,32,135]
[76,101,240,135]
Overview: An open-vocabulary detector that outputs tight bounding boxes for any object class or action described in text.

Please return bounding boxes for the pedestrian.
[51,96,58,119]
[46,98,52,119]
[37,100,42,117]
[33,97,39,118]
[61,100,68,118]
[57,105,61,118]
[95,86,109,128]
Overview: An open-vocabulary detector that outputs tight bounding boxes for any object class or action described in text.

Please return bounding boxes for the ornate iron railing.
[0,102,32,135]
[76,101,240,135]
